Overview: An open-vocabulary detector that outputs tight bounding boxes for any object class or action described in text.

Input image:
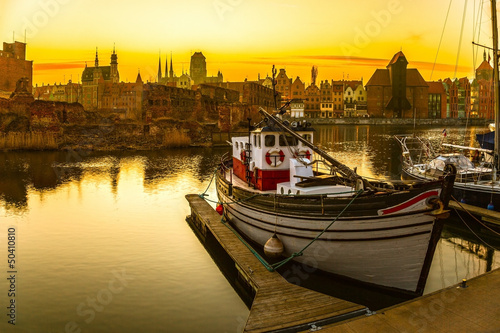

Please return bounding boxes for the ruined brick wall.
[0,43,33,92]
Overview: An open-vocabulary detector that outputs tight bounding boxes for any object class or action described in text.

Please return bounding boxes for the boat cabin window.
[279,135,298,147]
[302,134,312,143]
[265,135,275,147]
[257,135,261,148]
[253,134,257,147]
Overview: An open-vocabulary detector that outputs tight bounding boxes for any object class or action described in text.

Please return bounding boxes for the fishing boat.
[395,135,499,210]
[215,107,456,296]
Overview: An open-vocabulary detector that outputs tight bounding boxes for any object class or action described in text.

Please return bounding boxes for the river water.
[0,124,499,332]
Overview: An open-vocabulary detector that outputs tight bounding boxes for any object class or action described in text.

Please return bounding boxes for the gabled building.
[276,68,293,106]
[320,80,333,118]
[442,77,471,119]
[343,80,366,117]
[331,81,344,116]
[304,84,320,118]
[366,51,428,118]
[291,77,305,101]
[427,81,447,119]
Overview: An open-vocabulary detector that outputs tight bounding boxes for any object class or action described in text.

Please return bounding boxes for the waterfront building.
[290,77,305,102]
[275,68,292,106]
[304,84,320,118]
[290,99,304,118]
[0,41,33,93]
[320,80,333,118]
[331,81,344,117]
[343,80,366,117]
[442,77,471,119]
[427,81,447,119]
[366,51,428,118]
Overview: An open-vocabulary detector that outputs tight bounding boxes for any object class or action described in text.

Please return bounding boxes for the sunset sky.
[0,0,496,86]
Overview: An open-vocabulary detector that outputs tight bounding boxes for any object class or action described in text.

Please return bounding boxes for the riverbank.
[0,117,491,151]
[307,117,490,126]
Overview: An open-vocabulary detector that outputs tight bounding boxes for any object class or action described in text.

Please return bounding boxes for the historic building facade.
[366,51,428,118]
[0,41,33,93]
[81,47,143,119]
[189,52,223,86]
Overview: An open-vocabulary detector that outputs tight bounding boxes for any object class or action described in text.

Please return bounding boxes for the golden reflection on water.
[0,126,498,331]
[0,149,248,333]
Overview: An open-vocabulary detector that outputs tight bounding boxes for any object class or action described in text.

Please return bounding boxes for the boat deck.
[186,194,367,332]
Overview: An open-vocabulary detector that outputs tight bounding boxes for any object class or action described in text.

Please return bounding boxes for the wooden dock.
[186,194,367,332]
[449,200,500,226]
[317,267,500,332]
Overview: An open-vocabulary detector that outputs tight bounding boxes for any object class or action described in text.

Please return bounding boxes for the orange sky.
[0,0,495,86]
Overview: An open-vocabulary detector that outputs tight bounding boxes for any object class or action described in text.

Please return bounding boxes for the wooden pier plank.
[449,200,500,225]
[318,268,500,332]
[186,194,367,332]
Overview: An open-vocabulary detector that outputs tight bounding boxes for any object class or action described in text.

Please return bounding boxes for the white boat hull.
[218,189,440,294]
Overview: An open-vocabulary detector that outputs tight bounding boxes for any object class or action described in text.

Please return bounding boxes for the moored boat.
[215,108,456,296]
[395,134,500,210]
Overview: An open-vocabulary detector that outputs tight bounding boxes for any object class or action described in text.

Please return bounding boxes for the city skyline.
[1,0,495,86]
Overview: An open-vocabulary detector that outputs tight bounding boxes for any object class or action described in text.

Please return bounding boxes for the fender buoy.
[265,148,285,167]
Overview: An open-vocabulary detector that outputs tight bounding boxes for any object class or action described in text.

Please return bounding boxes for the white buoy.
[264,234,284,258]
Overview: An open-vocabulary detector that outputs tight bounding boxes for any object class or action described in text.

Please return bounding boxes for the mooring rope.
[451,196,500,251]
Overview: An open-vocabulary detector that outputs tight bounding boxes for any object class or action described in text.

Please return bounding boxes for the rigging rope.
[431,0,454,80]
[454,0,469,79]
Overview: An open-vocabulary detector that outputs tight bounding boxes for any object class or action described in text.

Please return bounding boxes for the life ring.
[240,150,247,163]
[265,148,285,167]
[298,149,311,160]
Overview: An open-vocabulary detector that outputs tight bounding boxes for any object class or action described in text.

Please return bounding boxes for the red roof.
[366,68,428,87]
[427,81,445,94]
[387,51,407,67]
[476,60,493,71]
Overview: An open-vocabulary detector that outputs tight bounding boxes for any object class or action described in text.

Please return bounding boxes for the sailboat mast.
[492,0,500,168]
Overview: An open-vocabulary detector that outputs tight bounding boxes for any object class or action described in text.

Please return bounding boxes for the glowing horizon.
[1,0,495,86]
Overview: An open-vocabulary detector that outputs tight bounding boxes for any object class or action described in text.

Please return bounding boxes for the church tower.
[157,52,162,82]
[169,53,174,78]
[111,45,119,83]
[93,48,101,84]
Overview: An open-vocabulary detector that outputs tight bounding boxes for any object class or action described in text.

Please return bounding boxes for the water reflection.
[0,125,498,331]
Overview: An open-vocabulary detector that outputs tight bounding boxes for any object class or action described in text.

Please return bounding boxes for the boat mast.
[492,0,500,169]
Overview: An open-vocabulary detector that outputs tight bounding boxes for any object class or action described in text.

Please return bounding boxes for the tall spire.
[95,47,99,67]
[158,50,162,82]
[169,51,174,78]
